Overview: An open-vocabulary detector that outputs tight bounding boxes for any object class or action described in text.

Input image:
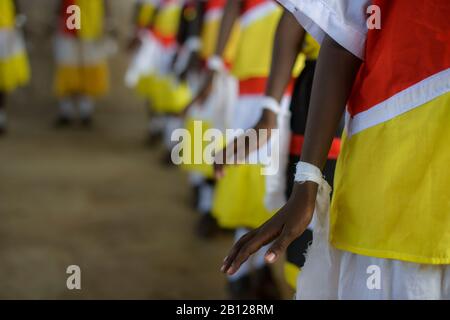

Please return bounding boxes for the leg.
[79,95,95,127]
[195,178,220,239]
[146,102,163,146]
[55,96,76,127]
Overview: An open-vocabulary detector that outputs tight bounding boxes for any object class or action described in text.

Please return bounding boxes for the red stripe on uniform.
[239,77,294,96]
[290,134,341,159]
[242,0,271,14]
[206,0,226,11]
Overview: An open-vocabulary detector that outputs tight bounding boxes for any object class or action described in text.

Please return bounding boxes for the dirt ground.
[0,1,290,299]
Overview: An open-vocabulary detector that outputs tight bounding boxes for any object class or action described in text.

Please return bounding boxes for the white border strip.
[277,0,369,59]
[348,68,450,136]
[240,2,278,29]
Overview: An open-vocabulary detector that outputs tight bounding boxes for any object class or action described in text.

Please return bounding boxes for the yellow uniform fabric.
[153,2,181,38]
[54,0,108,97]
[181,118,225,178]
[302,34,320,61]
[77,0,104,41]
[138,76,191,113]
[200,17,240,64]
[0,0,30,92]
[0,0,15,28]
[54,64,108,97]
[331,92,450,264]
[284,262,300,290]
[137,2,157,28]
[231,7,282,80]
[212,164,273,229]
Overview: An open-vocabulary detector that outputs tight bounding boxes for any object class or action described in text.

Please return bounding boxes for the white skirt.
[188,71,238,132]
[296,179,450,300]
[125,30,159,87]
[53,33,115,67]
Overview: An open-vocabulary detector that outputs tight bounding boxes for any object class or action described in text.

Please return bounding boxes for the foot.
[54,116,73,128]
[146,132,162,147]
[195,213,220,239]
[192,185,200,210]
[252,266,281,300]
[80,117,93,128]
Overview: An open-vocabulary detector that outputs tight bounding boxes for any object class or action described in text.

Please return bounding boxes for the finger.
[265,228,297,264]
[221,231,255,273]
[215,165,225,179]
[225,230,276,275]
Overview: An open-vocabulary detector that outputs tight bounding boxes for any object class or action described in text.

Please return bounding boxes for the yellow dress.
[0,0,30,93]
[54,0,109,98]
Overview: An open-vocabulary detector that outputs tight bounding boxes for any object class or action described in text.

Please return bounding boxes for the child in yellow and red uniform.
[126,0,160,88]
[53,0,114,127]
[283,34,346,290]
[125,0,163,143]
[0,0,30,135]
[135,0,192,155]
[222,0,450,300]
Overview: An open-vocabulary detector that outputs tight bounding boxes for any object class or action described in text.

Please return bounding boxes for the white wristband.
[207,55,225,72]
[294,161,324,185]
[260,96,281,114]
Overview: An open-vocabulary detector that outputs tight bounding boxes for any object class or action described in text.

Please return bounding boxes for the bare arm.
[261,11,305,125]
[214,10,305,176]
[213,0,241,56]
[221,34,362,275]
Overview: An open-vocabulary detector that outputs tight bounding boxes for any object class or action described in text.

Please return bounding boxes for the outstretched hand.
[220,181,318,275]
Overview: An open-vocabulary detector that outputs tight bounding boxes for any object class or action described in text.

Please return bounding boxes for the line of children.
[222,0,450,300]
[0,0,30,135]
[205,0,298,299]
[157,0,342,299]
[179,0,240,238]
[208,4,342,296]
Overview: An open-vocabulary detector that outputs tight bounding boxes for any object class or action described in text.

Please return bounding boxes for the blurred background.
[0,0,289,299]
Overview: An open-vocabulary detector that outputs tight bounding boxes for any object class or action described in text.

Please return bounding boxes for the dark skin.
[0,93,5,111]
[214,10,305,177]
[221,34,362,275]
